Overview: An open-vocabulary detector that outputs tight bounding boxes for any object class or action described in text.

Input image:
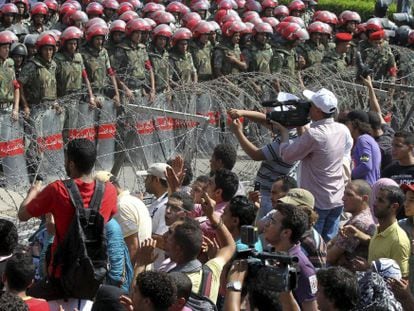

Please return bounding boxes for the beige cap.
[136,163,172,180]
[278,188,315,209]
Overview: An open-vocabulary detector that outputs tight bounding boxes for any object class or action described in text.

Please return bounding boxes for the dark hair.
[66,139,96,174]
[214,169,239,202]
[228,196,257,228]
[195,175,209,184]
[160,178,168,188]
[170,191,194,212]
[350,119,373,135]
[395,131,414,145]
[212,144,237,170]
[136,271,177,311]
[0,292,28,311]
[0,219,18,256]
[380,185,405,209]
[367,111,382,130]
[5,253,35,291]
[347,110,369,123]
[274,175,297,193]
[277,203,309,244]
[317,267,359,311]
[173,218,203,261]
[168,272,192,302]
[350,179,372,197]
[246,268,282,311]
[322,111,336,119]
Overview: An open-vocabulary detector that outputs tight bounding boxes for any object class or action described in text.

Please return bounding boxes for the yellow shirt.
[186,258,224,303]
[368,222,411,277]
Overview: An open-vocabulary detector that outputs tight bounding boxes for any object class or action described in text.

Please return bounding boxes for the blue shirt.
[352,134,381,186]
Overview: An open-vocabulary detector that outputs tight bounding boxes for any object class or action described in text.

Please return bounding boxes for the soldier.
[359,29,397,82]
[274,5,289,21]
[261,0,277,18]
[86,2,104,20]
[9,0,30,38]
[9,42,27,78]
[28,3,49,34]
[288,0,306,18]
[0,4,19,31]
[302,0,317,26]
[18,32,62,177]
[190,1,210,20]
[244,22,273,74]
[44,0,59,29]
[322,32,353,73]
[213,21,247,79]
[209,21,221,48]
[106,20,126,57]
[0,31,27,186]
[23,34,38,60]
[296,21,326,69]
[110,18,155,103]
[102,0,120,24]
[149,24,172,95]
[54,26,96,142]
[169,27,197,86]
[190,21,214,82]
[53,3,77,33]
[338,10,361,35]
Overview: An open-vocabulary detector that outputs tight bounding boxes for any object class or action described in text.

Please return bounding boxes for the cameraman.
[274,88,353,242]
[264,203,318,311]
[228,108,298,219]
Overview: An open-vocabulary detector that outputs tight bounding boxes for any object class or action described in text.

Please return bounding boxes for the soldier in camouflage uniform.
[190,21,214,82]
[359,30,397,82]
[149,25,172,95]
[44,0,59,30]
[18,32,61,177]
[23,34,38,60]
[169,28,197,86]
[28,3,49,35]
[302,0,316,26]
[0,4,18,32]
[296,21,326,69]
[110,18,155,103]
[213,21,247,79]
[106,20,126,57]
[9,42,27,78]
[322,33,352,74]
[55,27,96,143]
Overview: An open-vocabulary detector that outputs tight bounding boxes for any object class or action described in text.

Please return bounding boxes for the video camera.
[262,99,311,127]
[236,225,298,292]
[356,51,373,81]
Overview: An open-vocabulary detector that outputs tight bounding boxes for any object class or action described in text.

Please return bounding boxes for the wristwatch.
[226,281,242,292]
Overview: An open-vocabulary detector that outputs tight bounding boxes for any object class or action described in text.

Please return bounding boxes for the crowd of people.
[1,0,414,310]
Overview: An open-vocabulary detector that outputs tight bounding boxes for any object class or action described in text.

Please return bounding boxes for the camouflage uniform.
[169,49,196,84]
[27,23,49,34]
[189,40,213,81]
[296,40,325,68]
[54,51,86,97]
[213,39,244,76]
[359,40,397,81]
[321,49,348,73]
[243,41,273,73]
[270,45,297,76]
[302,10,314,27]
[148,44,170,93]
[110,39,150,92]
[0,58,16,105]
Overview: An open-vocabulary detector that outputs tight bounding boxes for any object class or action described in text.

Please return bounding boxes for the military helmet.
[61,26,83,46]
[30,2,48,16]
[1,3,19,15]
[0,30,17,45]
[110,19,126,33]
[171,27,192,46]
[35,32,57,49]
[152,24,173,38]
[273,5,289,18]
[10,42,28,56]
[253,22,273,35]
[193,20,213,38]
[85,23,108,41]
[86,2,104,16]
[44,0,59,12]
[125,18,150,36]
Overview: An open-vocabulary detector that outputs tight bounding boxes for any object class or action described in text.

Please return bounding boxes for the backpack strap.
[198,264,213,298]
[63,179,85,210]
[87,181,105,226]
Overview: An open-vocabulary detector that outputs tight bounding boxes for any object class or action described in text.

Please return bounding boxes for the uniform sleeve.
[213,48,223,70]
[189,54,197,73]
[17,62,34,85]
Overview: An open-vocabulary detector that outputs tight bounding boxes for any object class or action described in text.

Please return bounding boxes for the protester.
[0,219,18,291]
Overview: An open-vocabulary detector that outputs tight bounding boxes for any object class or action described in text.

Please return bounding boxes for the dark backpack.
[171,260,217,311]
[52,179,108,299]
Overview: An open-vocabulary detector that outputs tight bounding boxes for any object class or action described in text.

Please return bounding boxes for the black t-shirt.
[381,162,414,185]
[375,124,394,170]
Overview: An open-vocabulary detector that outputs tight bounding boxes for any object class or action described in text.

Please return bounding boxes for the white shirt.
[148,192,169,235]
[115,190,152,242]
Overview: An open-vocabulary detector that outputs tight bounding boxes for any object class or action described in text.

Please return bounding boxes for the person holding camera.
[274,88,353,242]
[264,203,318,310]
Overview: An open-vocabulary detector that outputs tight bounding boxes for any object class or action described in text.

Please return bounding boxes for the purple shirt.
[279,118,352,210]
[192,201,228,240]
[352,134,381,186]
[288,243,318,305]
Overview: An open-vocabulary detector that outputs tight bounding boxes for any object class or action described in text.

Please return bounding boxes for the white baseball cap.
[303,88,338,114]
[136,163,171,180]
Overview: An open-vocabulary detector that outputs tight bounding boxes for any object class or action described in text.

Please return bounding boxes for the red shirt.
[26,178,117,276]
[25,297,51,311]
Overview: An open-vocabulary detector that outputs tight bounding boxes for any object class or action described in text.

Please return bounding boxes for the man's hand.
[360,75,373,87]
[113,94,121,107]
[202,235,220,260]
[227,108,244,120]
[136,238,158,267]
[23,106,30,119]
[53,103,63,115]
[350,256,369,271]
[230,118,243,134]
[165,166,182,194]
[388,278,411,301]
[201,191,216,219]
[11,110,19,121]
[248,191,261,210]
[88,96,97,109]
[342,225,363,239]
[148,89,156,102]
[227,260,248,283]
[120,295,134,311]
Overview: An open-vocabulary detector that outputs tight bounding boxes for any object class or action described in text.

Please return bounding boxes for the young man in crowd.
[328,179,376,269]
[17,138,118,299]
[382,131,414,185]
[264,203,318,310]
